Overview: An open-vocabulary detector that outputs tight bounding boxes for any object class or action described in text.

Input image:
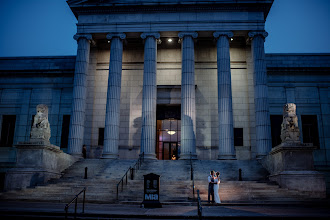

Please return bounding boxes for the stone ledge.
[270,143,315,155]
[4,143,77,191]
[16,141,61,152]
[269,171,326,198]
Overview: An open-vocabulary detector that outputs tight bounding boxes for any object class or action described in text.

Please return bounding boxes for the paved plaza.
[0,201,330,219]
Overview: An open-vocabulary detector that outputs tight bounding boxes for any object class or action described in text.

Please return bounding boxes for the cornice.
[68,3,273,20]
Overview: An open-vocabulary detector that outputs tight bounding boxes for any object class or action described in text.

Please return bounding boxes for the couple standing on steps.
[208,170,221,204]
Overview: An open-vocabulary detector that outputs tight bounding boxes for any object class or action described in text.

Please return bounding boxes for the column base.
[218,155,236,160]
[142,153,157,160]
[101,153,118,159]
[179,153,197,160]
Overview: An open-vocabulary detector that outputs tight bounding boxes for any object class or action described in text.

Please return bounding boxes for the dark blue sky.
[0,0,329,57]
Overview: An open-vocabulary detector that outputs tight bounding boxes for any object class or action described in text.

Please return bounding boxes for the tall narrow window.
[234,128,243,146]
[270,115,282,147]
[0,172,5,191]
[0,115,16,147]
[60,115,70,148]
[98,128,104,146]
[301,115,320,148]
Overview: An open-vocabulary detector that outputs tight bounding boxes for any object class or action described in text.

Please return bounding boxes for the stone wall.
[267,54,330,167]
[0,57,75,164]
[0,54,329,162]
[83,42,255,159]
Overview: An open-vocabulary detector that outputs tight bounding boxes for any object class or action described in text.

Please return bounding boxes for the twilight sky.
[0,0,329,57]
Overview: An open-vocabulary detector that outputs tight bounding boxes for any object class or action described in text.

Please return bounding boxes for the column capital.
[141,32,160,39]
[106,33,126,40]
[178,32,198,39]
[248,31,268,39]
[213,31,233,39]
[73,33,93,41]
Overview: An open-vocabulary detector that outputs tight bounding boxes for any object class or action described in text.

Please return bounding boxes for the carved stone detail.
[178,32,198,39]
[213,31,233,39]
[73,33,93,41]
[106,33,126,40]
[140,32,160,39]
[248,31,268,39]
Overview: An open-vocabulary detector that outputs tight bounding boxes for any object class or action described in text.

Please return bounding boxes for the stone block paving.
[0,201,330,219]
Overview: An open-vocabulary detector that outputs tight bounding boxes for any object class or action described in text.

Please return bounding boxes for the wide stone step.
[1,159,315,204]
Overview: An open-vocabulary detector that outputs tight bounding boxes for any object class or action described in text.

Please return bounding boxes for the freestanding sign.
[142,173,162,208]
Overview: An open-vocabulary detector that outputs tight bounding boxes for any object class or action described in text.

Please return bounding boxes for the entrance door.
[156,119,181,160]
[163,142,178,160]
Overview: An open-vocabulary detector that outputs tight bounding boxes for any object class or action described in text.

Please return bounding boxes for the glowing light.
[230,38,233,41]
[167,131,176,135]
[168,38,173,42]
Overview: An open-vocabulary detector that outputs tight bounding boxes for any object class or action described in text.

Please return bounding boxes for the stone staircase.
[0,159,134,203]
[0,159,318,204]
[118,160,193,204]
[193,160,315,203]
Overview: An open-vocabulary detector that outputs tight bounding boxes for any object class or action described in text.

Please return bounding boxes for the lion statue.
[30,104,51,141]
[280,103,300,143]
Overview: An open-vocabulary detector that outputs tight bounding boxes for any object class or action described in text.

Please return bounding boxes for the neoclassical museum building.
[0,0,329,190]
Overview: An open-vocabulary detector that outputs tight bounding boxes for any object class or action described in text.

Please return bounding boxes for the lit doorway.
[156,105,181,160]
[156,119,181,160]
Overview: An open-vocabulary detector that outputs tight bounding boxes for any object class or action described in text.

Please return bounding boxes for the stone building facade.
[0,0,329,185]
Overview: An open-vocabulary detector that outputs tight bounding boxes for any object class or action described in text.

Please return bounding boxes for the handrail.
[64,187,86,219]
[197,189,202,220]
[116,152,144,201]
[190,152,195,200]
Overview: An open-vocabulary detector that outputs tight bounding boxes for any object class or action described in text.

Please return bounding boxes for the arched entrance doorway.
[156,105,181,160]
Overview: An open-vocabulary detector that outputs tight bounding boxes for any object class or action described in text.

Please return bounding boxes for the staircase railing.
[197,189,203,220]
[190,152,195,200]
[116,152,144,201]
[64,187,86,219]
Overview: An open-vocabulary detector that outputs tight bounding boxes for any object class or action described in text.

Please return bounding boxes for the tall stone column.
[102,33,126,159]
[179,32,198,160]
[68,34,92,157]
[140,32,160,160]
[248,31,272,158]
[213,31,236,160]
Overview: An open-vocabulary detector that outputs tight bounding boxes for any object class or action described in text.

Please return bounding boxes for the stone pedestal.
[5,141,77,190]
[261,143,326,198]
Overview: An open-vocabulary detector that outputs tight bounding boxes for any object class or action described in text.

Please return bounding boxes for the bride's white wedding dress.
[214,178,221,203]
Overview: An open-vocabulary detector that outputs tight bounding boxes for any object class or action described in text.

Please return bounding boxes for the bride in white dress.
[214,172,221,204]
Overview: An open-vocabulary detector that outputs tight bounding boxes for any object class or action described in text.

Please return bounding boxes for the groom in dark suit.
[208,170,215,203]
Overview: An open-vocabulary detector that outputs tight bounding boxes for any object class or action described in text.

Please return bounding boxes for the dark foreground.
[0,201,330,219]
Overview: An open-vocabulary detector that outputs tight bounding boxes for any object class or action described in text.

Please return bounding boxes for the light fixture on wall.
[168,38,173,42]
[167,130,176,135]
